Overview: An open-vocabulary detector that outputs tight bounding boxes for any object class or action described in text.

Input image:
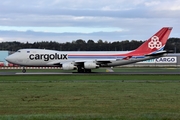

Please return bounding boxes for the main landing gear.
[77,66,92,73]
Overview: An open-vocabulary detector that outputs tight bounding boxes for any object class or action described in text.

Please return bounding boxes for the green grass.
[0,74,180,119]
[0,66,180,120]
[0,74,180,81]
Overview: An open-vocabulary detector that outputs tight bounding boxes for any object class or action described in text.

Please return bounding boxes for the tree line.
[0,38,179,52]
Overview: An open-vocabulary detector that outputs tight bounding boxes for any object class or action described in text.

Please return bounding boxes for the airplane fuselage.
[6,49,164,67]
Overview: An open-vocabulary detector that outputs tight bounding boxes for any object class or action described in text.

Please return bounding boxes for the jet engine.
[62,63,77,70]
[84,61,99,69]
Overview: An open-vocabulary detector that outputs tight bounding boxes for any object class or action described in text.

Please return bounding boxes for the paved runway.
[0,71,180,75]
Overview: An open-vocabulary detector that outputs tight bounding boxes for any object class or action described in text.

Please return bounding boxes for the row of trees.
[0,38,179,52]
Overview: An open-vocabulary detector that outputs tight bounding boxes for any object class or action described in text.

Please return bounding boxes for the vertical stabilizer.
[130,27,172,55]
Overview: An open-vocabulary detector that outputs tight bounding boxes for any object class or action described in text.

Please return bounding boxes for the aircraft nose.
[5,55,14,63]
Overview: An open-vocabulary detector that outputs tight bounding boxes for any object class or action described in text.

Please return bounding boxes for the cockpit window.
[17,51,21,52]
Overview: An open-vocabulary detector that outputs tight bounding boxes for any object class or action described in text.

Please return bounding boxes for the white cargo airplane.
[6,27,172,73]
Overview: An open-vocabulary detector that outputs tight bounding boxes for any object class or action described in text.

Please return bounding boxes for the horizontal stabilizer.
[123,56,132,60]
[145,51,168,57]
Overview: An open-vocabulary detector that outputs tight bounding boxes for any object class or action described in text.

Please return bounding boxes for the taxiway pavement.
[0,72,180,75]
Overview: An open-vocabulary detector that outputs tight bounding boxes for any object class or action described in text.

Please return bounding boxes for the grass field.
[0,76,180,120]
[0,68,180,120]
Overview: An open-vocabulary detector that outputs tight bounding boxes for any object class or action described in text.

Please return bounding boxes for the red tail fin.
[131,27,172,55]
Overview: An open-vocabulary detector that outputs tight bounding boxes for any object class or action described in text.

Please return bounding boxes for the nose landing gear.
[22,67,26,73]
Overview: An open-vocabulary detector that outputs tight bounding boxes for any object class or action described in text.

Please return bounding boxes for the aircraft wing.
[48,59,115,66]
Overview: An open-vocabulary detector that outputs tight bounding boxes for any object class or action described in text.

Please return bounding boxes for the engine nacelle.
[62,63,77,70]
[84,61,99,69]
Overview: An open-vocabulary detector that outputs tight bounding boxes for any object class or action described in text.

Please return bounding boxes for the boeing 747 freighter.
[6,27,172,73]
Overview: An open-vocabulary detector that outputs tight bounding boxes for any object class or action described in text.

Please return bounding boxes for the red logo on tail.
[148,36,162,49]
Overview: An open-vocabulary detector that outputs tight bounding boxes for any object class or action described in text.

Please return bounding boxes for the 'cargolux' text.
[29,53,68,61]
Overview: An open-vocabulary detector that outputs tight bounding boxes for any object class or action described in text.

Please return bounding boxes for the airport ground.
[0,67,180,120]
[0,66,180,73]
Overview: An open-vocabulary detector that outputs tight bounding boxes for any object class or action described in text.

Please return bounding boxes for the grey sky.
[0,0,179,43]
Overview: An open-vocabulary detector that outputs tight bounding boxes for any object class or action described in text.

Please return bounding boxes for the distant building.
[0,51,9,66]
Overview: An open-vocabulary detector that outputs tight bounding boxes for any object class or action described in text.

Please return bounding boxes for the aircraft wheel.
[22,69,26,73]
[84,69,91,73]
[77,69,84,73]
